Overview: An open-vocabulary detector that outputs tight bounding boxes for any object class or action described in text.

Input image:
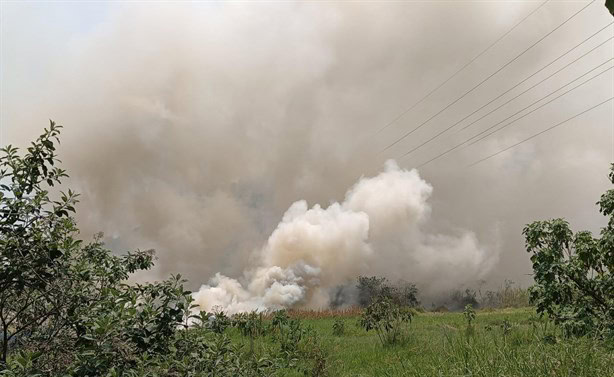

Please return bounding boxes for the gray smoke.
[194,160,495,312]
[1,2,612,298]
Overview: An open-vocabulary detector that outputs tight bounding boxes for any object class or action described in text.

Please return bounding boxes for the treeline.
[353,276,530,312]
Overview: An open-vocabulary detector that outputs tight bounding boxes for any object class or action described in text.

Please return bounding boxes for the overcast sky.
[1,0,612,295]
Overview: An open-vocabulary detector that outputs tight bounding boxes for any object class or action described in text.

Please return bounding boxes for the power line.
[416,60,613,168]
[396,23,613,160]
[459,32,613,133]
[382,0,596,152]
[465,62,612,147]
[468,96,614,167]
[376,0,550,134]
[399,32,614,160]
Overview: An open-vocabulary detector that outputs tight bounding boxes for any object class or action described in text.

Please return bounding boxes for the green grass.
[229,308,614,377]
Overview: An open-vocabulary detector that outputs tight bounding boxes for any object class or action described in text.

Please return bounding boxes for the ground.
[229,308,614,377]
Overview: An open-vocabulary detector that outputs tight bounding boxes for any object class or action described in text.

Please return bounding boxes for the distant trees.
[356,276,420,308]
[479,280,530,309]
[523,164,613,336]
[448,289,479,311]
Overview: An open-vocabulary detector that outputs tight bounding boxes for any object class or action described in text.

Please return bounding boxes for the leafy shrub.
[523,164,614,337]
[270,309,289,332]
[332,318,345,336]
[0,123,327,377]
[275,318,305,356]
[501,319,513,338]
[463,304,476,325]
[479,280,530,309]
[463,304,476,336]
[356,276,419,308]
[206,310,231,334]
[448,288,479,310]
[359,297,412,346]
[233,311,265,353]
[0,123,186,374]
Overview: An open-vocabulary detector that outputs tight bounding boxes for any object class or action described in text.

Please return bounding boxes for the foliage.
[270,309,289,332]
[448,288,479,310]
[523,165,614,337]
[332,318,345,336]
[462,304,476,336]
[0,122,165,373]
[0,123,329,377]
[205,310,231,334]
[479,280,530,309]
[234,311,265,338]
[233,311,265,353]
[274,317,305,356]
[356,276,420,308]
[242,307,613,376]
[501,318,512,337]
[359,297,412,346]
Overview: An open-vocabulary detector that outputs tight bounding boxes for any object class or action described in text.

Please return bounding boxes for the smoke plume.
[2,2,612,301]
[194,160,494,313]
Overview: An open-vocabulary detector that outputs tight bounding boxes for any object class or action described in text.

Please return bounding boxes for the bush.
[332,318,345,336]
[0,123,327,377]
[463,304,476,336]
[448,288,479,311]
[356,276,419,308]
[479,280,530,309]
[523,164,614,337]
[359,297,412,346]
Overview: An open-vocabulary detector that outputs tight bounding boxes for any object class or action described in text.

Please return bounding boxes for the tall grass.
[381,321,612,376]
[277,308,612,377]
[479,280,530,309]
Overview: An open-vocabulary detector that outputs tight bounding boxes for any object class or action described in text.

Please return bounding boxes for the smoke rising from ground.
[1,2,612,298]
[194,160,494,312]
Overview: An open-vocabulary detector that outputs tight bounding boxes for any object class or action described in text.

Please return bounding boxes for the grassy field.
[229,308,614,377]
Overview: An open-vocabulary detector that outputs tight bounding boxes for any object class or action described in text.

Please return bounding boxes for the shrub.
[449,288,479,310]
[523,164,614,336]
[359,297,412,346]
[356,276,419,308]
[479,280,530,309]
[207,310,231,334]
[0,123,316,376]
[332,318,345,336]
[233,311,265,353]
[463,304,476,325]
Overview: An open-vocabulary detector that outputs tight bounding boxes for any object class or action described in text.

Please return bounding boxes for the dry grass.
[284,307,363,319]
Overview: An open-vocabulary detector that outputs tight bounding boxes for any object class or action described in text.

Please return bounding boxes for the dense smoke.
[2,2,612,300]
[194,160,494,313]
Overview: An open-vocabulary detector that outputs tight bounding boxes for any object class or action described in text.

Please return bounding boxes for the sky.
[1,0,613,306]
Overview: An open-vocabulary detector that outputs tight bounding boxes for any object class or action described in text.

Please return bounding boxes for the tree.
[356,276,419,308]
[523,164,614,336]
[606,0,614,17]
[0,122,83,364]
[0,122,189,374]
[359,297,412,346]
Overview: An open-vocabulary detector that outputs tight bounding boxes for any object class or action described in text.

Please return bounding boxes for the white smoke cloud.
[4,1,611,299]
[193,160,496,313]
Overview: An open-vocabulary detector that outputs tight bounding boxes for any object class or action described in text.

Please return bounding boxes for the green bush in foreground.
[523,164,614,337]
[0,123,326,377]
[360,297,412,346]
[332,318,345,336]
